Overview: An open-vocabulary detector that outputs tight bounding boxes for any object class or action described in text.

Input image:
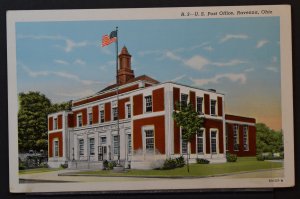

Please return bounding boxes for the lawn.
[19,168,63,175]
[78,157,283,177]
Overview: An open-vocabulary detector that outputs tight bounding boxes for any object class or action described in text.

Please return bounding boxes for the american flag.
[102,30,117,47]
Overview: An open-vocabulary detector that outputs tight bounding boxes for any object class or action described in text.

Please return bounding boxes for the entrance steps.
[68,161,103,170]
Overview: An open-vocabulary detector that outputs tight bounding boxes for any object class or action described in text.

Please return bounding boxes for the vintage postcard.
[7,5,294,193]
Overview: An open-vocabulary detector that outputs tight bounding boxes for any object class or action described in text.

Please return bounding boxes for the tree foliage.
[256,123,283,154]
[172,102,204,172]
[18,91,71,152]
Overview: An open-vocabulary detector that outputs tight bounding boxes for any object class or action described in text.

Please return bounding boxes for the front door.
[98,146,107,161]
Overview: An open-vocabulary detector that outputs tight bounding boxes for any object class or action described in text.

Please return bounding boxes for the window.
[197,130,204,154]
[100,110,104,123]
[53,118,58,130]
[79,139,84,156]
[77,115,82,127]
[54,140,59,157]
[211,130,217,153]
[181,129,188,154]
[88,112,93,125]
[145,129,154,153]
[197,97,203,114]
[112,107,118,121]
[113,135,119,155]
[145,96,152,112]
[243,125,249,151]
[181,93,188,107]
[100,136,106,145]
[126,104,131,118]
[233,124,239,151]
[89,138,95,155]
[127,134,132,155]
[210,100,216,115]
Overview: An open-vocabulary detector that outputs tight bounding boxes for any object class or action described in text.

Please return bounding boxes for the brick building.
[48,46,256,169]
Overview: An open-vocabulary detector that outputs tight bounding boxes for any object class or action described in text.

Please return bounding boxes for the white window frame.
[196,128,206,154]
[142,126,155,154]
[210,129,219,154]
[180,93,188,107]
[125,102,131,119]
[180,128,188,155]
[113,135,119,156]
[88,112,93,125]
[77,114,83,127]
[196,96,204,114]
[79,139,84,156]
[53,138,59,157]
[89,137,95,156]
[53,117,58,130]
[100,136,107,145]
[99,104,105,123]
[144,95,153,113]
[210,99,217,116]
[243,125,249,151]
[233,124,239,151]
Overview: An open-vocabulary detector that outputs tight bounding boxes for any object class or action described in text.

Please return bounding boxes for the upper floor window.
[145,96,152,112]
[77,114,82,127]
[197,97,203,114]
[210,100,216,115]
[181,93,188,107]
[112,107,118,121]
[53,118,58,130]
[88,112,93,125]
[126,104,131,118]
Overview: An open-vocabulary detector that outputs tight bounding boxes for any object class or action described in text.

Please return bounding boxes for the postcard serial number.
[181,10,272,17]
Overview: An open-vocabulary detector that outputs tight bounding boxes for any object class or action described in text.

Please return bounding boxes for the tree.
[173,102,204,172]
[256,123,283,154]
[18,91,71,153]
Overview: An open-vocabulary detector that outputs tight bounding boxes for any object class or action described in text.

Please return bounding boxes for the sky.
[16,17,281,130]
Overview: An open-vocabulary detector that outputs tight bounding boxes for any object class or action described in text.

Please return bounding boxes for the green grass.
[78,157,283,177]
[19,168,63,175]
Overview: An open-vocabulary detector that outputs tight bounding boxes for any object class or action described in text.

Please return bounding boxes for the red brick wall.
[217,96,223,117]
[48,132,63,157]
[68,113,74,128]
[105,102,111,122]
[133,94,143,116]
[189,91,196,110]
[226,122,256,156]
[153,88,164,112]
[204,94,210,115]
[92,105,99,124]
[225,114,256,123]
[118,97,130,119]
[58,115,63,129]
[48,117,53,131]
[133,116,165,154]
[173,87,180,110]
[203,118,224,154]
[73,109,87,126]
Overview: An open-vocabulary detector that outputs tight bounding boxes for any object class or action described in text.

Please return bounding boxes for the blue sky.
[16,17,281,130]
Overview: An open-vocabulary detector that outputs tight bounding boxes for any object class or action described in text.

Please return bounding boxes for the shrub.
[60,163,68,169]
[226,153,237,162]
[19,163,26,170]
[39,162,49,168]
[175,156,185,167]
[162,158,177,170]
[108,161,117,170]
[256,154,264,161]
[196,158,210,164]
[102,160,109,170]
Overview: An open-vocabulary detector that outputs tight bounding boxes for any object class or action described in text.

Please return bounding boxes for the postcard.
[7,5,294,193]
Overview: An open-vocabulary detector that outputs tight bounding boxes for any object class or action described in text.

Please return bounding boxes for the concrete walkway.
[19,168,284,183]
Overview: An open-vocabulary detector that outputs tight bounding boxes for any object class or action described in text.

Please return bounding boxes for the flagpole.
[115,26,121,166]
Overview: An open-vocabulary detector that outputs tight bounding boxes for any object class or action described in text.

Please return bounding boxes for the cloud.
[244,68,255,72]
[164,51,182,61]
[220,34,249,43]
[212,59,247,67]
[203,46,214,52]
[266,66,278,73]
[272,56,278,63]
[74,59,86,65]
[17,34,64,40]
[184,55,210,71]
[171,74,186,82]
[190,73,246,86]
[256,40,269,48]
[64,39,88,52]
[55,89,96,98]
[54,59,69,65]
[20,63,102,85]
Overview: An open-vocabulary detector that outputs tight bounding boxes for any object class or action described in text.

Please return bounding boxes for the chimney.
[117,46,135,85]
